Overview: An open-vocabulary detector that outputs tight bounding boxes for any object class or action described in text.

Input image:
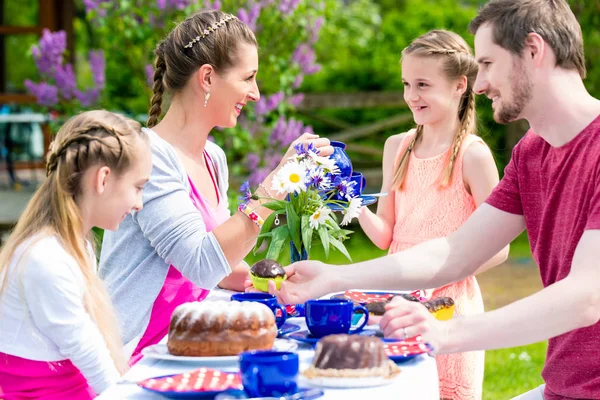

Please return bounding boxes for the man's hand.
[379,296,449,355]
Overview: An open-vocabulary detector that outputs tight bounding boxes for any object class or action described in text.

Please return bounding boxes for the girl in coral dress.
[359,30,509,399]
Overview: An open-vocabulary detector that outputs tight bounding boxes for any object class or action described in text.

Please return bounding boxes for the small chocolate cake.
[303,334,400,379]
[250,259,286,278]
[367,293,420,316]
[423,297,454,313]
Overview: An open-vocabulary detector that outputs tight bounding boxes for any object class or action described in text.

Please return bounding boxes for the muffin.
[249,259,287,292]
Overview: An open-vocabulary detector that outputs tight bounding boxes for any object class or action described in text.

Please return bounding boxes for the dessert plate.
[138,368,242,398]
[383,337,432,362]
[141,339,298,364]
[278,322,302,337]
[327,289,426,303]
[215,387,324,399]
[301,361,401,389]
[288,329,375,345]
[301,374,398,389]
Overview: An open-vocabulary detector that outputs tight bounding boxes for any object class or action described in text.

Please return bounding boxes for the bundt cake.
[167,300,277,357]
[303,334,400,379]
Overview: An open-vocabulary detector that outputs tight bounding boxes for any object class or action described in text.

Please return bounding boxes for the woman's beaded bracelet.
[238,202,264,228]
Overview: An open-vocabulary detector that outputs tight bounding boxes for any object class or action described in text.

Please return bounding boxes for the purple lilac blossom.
[145,64,154,87]
[204,0,221,9]
[246,153,260,170]
[278,0,300,15]
[54,64,76,100]
[288,93,304,107]
[309,17,324,44]
[24,81,59,106]
[293,74,304,89]
[89,50,105,89]
[292,44,322,75]
[31,29,66,76]
[74,88,100,107]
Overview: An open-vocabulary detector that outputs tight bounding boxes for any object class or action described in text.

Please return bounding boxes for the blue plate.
[387,353,421,363]
[288,329,376,345]
[327,195,377,211]
[278,322,301,337]
[215,387,324,399]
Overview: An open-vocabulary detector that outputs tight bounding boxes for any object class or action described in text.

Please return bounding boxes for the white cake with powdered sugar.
[167,300,277,356]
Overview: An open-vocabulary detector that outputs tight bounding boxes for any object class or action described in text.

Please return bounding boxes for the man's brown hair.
[469,0,586,78]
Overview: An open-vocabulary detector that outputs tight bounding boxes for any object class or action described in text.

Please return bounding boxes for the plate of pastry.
[288,329,376,345]
[138,368,243,398]
[383,337,432,362]
[142,339,298,364]
[301,334,401,388]
[327,290,454,320]
[143,300,297,364]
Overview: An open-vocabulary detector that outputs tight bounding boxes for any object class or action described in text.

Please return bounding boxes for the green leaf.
[286,203,302,253]
[254,212,277,252]
[301,215,313,256]
[266,225,290,261]
[329,237,353,262]
[260,200,287,212]
[318,226,330,259]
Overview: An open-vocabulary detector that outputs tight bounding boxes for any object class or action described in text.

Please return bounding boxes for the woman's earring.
[204,92,211,107]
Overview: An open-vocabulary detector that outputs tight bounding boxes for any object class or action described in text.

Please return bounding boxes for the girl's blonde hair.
[0,110,147,374]
[392,30,479,190]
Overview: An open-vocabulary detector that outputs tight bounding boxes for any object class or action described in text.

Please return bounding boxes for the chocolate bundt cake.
[303,334,400,379]
[167,301,277,357]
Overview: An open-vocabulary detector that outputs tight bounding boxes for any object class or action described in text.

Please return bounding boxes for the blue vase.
[289,241,308,262]
[330,141,353,178]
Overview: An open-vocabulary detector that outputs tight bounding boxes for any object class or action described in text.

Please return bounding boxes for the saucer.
[278,322,302,337]
[215,387,324,399]
[327,195,377,211]
[288,329,376,345]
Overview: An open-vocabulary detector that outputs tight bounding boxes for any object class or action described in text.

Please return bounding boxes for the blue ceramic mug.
[230,293,288,328]
[349,171,367,196]
[239,351,299,397]
[305,299,369,338]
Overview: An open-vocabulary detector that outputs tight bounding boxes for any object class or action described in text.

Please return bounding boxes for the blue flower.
[333,176,356,200]
[294,142,319,157]
[239,181,253,203]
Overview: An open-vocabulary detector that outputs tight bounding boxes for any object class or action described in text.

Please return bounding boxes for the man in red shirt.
[264,0,600,398]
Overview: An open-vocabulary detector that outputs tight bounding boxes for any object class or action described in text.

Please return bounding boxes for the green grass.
[483,342,547,399]
[247,227,545,398]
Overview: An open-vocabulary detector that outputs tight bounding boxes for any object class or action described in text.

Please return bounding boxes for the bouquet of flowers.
[240,144,363,263]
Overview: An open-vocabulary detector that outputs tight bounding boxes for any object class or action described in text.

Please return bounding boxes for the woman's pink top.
[129,151,230,365]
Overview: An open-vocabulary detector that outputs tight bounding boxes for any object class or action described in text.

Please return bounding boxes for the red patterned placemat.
[138,368,242,393]
[384,336,430,357]
[343,290,424,304]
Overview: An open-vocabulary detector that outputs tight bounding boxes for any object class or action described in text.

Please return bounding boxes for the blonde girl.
[0,110,151,399]
[358,30,509,399]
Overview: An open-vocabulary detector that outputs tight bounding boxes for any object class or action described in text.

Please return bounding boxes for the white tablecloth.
[98,317,439,399]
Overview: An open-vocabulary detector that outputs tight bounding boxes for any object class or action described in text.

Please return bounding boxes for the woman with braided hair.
[0,110,151,398]
[357,30,508,398]
[98,9,332,365]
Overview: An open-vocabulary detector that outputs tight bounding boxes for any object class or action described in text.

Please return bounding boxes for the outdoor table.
[98,291,440,399]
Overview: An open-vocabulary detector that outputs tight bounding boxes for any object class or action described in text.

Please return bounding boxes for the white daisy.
[309,207,331,229]
[272,161,307,194]
[316,156,340,175]
[341,197,363,226]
